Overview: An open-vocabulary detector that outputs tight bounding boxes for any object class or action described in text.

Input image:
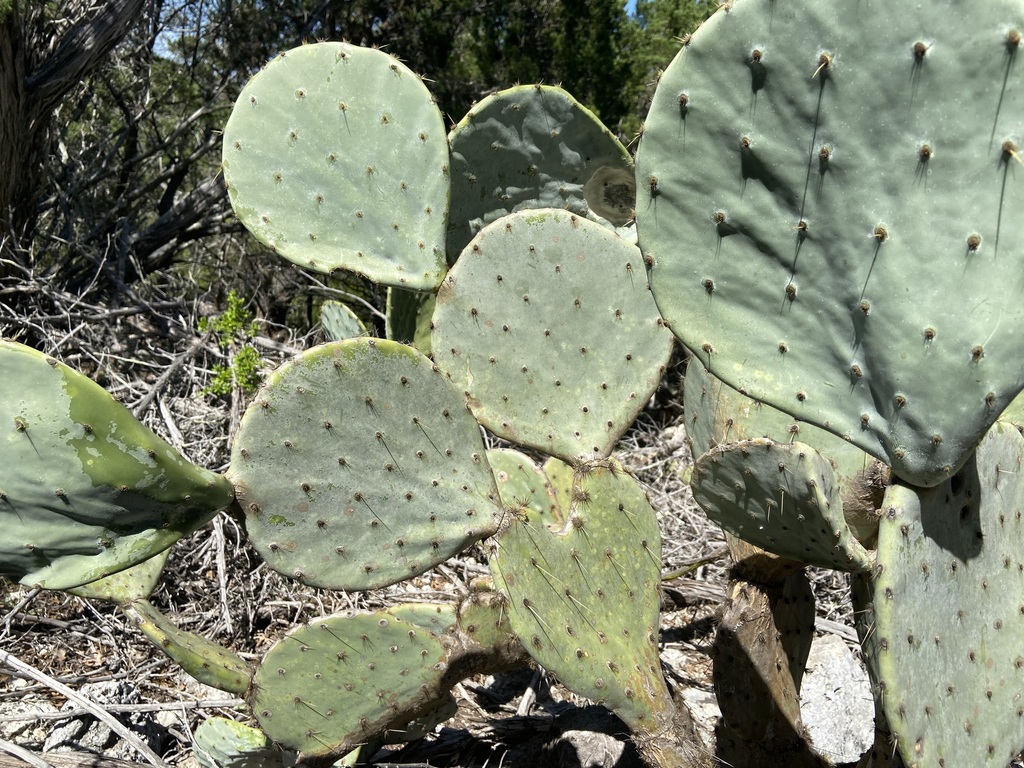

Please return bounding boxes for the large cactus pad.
[636,0,1024,486]
[230,339,501,591]
[447,84,635,259]
[223,42,450,289]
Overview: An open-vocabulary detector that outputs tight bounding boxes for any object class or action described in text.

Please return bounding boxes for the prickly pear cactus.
[487,447,561,520]
[873,423,1024,767]
[636,0,1024,486]
[66,546,251,694]
[691,438,873,572]
[68,548,168,604]
[0,341,233,590]
[250,602,527,759]
[432,209,673,463]
[251,608,451,757]
[193,717,286,768]
[122,599,253,694]
[319,300,366,342]
[230,338,501,591]
[447,84,636,260]
[489,459,707,767]
[222,42,450,289]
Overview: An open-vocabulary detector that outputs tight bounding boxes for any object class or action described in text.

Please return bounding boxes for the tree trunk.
[0,0,145,272]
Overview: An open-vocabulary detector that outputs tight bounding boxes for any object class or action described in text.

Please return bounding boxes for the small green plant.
[199,290,263,397]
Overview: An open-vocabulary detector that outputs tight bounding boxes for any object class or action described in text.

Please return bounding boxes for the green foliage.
[200,291,264,397]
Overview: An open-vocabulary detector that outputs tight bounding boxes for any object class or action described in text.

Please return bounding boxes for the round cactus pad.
[691,438,872,572]
[223,42,449,289]
[251,609,450,757]
[636,0,1024,486]
[448,85,635,259]
[489,460,672,732]
[230,339,501,591]
[432,209,673,463]
[0,341,232,590]
[874,424,1024,767]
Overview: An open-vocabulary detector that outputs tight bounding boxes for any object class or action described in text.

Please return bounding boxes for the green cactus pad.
[319,301,367,342]
[684,355,885,545]
[542,456,575,523]
[193,717,285,768]
[68,548,168,604]
[230,338,501,592]
[250,609,450,757]
[122,599,252,694]
[487,448,560,521]
[447,85,635,260]
[432,209,674,463]
[0,341,232,590]
[873,423,1024,767]
[488,459,673,732]
[636,0,1024,487]
[691,438,872,572]
[223,42,449,290]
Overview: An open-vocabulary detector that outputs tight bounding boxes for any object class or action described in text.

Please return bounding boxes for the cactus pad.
[488,459,672,732]
[68,548,168,604]
[250,609,450,757]
[432,209,673,463]
[873,423,1024,767]
[193,717,285,768]
[447,85,635,260]
[230,338,501,591]
[0,341,232,590]
[636,0,1024,486]
[487,448,560,521]
[223,42,449,289]
[691,438,872,572]
[122,599,253,694]
[319,301,367,342]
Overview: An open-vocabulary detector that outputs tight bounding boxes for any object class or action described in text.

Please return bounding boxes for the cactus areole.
[636,0,1024,486]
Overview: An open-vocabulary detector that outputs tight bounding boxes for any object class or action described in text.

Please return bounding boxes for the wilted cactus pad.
[636,0,1024,486]
[223,42,449,289]
[432,209,673,463]
[0,341,232,589]
[230,339,501,591]
[874,423,1024,767]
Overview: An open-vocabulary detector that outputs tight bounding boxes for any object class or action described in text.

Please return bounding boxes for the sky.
[626,0,638,14]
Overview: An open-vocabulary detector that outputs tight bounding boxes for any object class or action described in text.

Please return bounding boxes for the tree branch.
[26,0,147,115]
